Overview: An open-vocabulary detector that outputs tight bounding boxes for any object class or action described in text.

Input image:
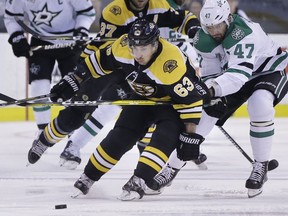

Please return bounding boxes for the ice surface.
[0,118,287,216]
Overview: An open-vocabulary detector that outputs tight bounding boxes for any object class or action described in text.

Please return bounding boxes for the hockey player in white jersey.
[4,0,95,136]
[153,0,288,198]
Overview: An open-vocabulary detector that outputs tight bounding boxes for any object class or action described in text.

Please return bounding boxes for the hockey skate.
[245,161,268,198]
[71,173,95,198]
[191,153,208,170]
[118,175,151,201]
[59,140,81,170]
[27,139,49,164]
[151,164,180,190]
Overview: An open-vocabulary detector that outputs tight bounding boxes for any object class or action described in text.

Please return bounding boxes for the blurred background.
[1,0,288,33]
[0,0,287,122]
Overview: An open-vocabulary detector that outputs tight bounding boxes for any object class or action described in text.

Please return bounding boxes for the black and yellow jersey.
[81,0,199,58]
[82,35,204,124]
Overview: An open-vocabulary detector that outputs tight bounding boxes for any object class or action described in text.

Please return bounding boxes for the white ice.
[0,118,287,216]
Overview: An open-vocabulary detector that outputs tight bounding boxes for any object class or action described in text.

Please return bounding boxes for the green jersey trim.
[275,73,288,98]
[269,52,288,71]
[226,68,251,78]
[250,129,274,138]
[193,30,220,53]
[222,15,253,50]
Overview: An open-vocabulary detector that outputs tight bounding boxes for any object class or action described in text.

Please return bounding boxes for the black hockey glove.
[187,26,201,39]
[8,31,30,57]
[73,27,89,37]
[50,74,80,102]
[177,132,205,161]
[204,97,227,119]
[73,27,89,49]
[194,81,211,105]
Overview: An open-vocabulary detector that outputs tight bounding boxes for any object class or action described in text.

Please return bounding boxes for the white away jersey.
[193,14,288,97]
[4,0,95,40]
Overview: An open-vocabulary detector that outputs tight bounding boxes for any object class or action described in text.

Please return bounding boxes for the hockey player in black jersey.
[28,19,209,200]
[58,0,206,170]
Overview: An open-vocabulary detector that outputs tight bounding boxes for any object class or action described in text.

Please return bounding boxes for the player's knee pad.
[56,107,91,133]
[248,90,275,122]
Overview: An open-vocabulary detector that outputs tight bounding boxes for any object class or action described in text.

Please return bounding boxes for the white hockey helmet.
[200,0,231,31]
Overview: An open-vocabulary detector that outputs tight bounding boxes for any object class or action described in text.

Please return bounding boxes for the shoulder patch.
[109,5,121,16]
[163,60,178,73]
[223,15,252,49]
[120,35,129,47]
[231,28,245,40]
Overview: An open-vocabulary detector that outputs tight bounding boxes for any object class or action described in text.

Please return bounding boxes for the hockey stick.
[29,41,90,56]
[15,16,194,43]
[0,93,18,103]
[23,100,170,106]
[31,42,77,51]
[0,93,171,107]
[217,126,279,171]
[0,93,30,106]
[0,93,51,107]
[0,93,35,107]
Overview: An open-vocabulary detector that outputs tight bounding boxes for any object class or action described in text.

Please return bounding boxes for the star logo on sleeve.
[31,3,61,27]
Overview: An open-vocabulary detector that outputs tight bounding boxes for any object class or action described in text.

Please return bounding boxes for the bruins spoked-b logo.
[110,6,121,15]
[127,81,156,97]
[231,28,245,40]
[163,60,178,73]
[120,35,129,47]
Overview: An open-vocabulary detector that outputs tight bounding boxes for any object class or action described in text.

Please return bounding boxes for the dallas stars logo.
[217,0,223,7]
[31,3,61,27]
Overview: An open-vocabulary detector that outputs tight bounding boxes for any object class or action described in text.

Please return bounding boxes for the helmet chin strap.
[225,14,233,27]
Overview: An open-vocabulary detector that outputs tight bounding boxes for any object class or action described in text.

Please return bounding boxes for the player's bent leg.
[119,117,182,200]
[73,126,142,197]
[59,105,121,169]
[191,110,219,169]
[246,90,275,198]
[28,107,91,164]
[136,125,156,154]
[30,79,51,135]
[151,112,217,191]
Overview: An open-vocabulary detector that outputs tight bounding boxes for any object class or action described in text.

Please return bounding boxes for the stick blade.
[268,159,279,171]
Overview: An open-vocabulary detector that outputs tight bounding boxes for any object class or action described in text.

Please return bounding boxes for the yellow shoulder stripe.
[102,0,134,26]
[148,39,187,85]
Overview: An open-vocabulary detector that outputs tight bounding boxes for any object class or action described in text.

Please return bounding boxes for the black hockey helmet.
[128,19,160,46]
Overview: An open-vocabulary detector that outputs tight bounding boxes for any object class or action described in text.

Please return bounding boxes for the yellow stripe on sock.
[138,157,162,172]
[89,154,110,173]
